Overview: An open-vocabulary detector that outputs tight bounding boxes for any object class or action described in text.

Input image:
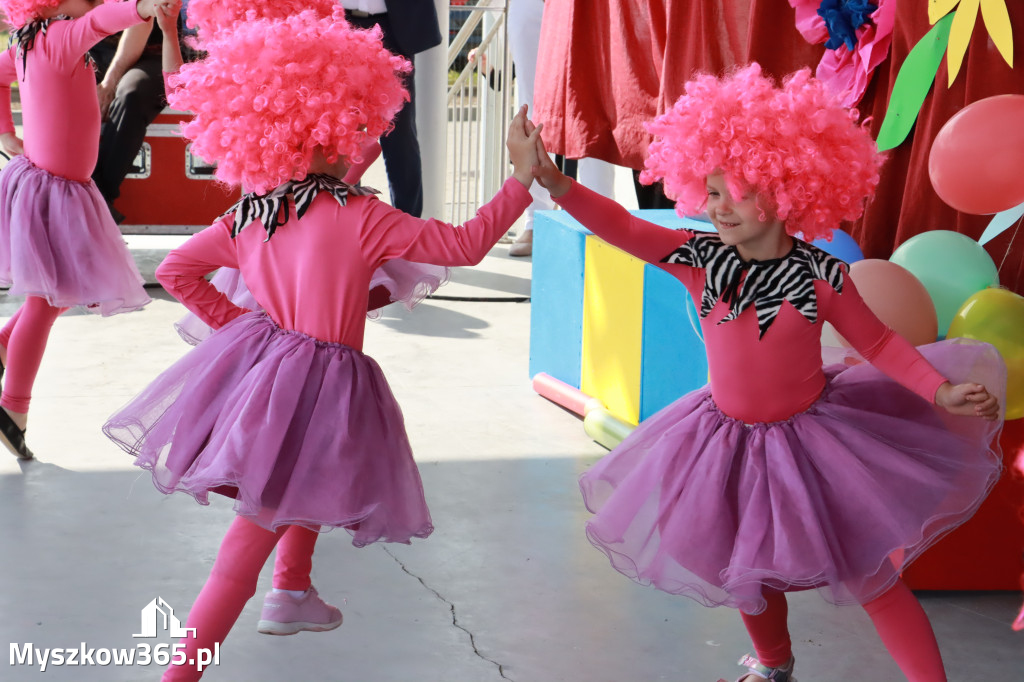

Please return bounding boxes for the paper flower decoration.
[819,0,878,50]
[788,0,894,107]
[876,0,1016,150]
[928,0,1013,86]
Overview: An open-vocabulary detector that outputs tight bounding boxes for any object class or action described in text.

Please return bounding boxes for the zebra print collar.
[10,16,93,75]
[222,174,379,240]
[660,234,846,339]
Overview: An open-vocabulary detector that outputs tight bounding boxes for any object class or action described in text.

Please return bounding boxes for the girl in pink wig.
[530,63,1005,682]
[103,10,540,680]
[170,0,450,346]
[183,0,337,43]
[0,0,169,459]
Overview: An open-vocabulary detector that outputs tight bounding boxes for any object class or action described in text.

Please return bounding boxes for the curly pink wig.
[185,0,337,43]
[1,0,60,27]
[640,63,884,241]
[168,9,410,195]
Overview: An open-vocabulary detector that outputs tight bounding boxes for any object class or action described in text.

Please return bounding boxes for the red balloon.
[928,94,1024,215]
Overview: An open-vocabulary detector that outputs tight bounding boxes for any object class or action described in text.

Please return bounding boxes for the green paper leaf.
[876,14,954,151]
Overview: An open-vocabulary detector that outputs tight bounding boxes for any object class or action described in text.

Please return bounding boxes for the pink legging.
[740,581,946,681]
[162,516,320,682]
[0,296,67,413]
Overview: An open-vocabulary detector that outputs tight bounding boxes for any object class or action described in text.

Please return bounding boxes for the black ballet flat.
[0,409,33,460]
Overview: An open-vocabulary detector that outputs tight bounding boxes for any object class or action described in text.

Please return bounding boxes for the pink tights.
[162,516,320,681]
[740,581,946,681]
[0,297,67,413]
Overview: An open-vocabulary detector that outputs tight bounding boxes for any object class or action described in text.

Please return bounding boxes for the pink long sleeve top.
[556,181,948,424]
[157,178,532,350]
[0,1,145,181]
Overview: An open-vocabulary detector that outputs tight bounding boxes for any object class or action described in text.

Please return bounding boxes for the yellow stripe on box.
[580,236,644,426]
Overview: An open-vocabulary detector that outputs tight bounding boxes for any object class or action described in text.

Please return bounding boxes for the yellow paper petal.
[980,0,1014,66]
[930,0,962,24]
[947,0,981,86]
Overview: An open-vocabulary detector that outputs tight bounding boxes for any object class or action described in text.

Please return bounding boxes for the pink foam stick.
[531,372,597,417]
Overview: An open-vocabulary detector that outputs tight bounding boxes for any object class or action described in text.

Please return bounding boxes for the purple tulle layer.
[104,312,434,546]
[0,155,150,315]
[174,260,450,345]
[579,339,1006,614]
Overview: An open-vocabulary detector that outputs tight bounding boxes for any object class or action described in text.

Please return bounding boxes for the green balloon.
[889,231,998,337]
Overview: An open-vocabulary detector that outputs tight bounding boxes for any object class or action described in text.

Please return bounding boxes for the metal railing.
[445,1,513,225]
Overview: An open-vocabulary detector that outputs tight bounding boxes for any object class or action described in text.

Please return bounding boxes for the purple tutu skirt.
[103,312,433,546]
[579,339,1006,614]
[174,261,449,345]
[0,155,150,315]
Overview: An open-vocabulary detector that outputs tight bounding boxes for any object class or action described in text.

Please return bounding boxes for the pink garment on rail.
[555,180,947,423]
[157,177,532,349]
[0,1,145,182]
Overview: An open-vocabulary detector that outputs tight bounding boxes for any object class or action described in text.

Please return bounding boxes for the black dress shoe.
[0,408,32,460]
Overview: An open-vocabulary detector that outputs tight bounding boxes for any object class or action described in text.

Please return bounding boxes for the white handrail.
[443,1,513,224]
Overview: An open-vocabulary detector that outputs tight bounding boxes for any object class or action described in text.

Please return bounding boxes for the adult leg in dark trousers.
[91,43,166,221]
[345,11,425,218]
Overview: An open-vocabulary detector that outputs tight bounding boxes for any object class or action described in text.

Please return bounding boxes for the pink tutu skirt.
[0,155,150,315]
[174,261,449,345]
[103,312,433,546]
[580,339,1006,614]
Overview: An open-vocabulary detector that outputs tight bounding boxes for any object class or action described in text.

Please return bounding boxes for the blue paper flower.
[817,0,878,51]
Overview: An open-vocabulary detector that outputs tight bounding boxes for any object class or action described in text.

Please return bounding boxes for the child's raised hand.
[935,381,1001,420]
[135,0,167,20]
[0,132,24,158]
[530,127,572,198]
[506,105,542,188]
[155,0,181,33]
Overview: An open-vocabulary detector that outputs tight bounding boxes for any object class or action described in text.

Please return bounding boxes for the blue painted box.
[530,209,713,422]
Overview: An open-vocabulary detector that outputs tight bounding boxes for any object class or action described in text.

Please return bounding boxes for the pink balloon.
[928,94,1024,215]
[846,259,938,346]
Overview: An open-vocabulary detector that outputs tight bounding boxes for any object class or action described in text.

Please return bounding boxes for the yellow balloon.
[947,287,1024,420]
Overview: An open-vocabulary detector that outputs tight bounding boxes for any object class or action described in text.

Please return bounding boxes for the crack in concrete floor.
[382,546,512,680]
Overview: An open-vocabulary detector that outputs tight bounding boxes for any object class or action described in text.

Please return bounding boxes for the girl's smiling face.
[705,173,790,260]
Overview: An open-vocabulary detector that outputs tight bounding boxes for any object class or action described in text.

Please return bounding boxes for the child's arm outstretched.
[156,0,183,74]
[530,127,691,264]
[358,105,540,267]
[51,0,166,73]
[154,0,182,95]
[827,277,1001,421]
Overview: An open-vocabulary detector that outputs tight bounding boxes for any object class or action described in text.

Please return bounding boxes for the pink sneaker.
[257,586,343,636]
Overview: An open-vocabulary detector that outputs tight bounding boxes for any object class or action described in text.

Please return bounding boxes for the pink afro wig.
[168,9,410,195]
[185,0,337,43]
[640,63,884,241]
[1,0,60,28]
